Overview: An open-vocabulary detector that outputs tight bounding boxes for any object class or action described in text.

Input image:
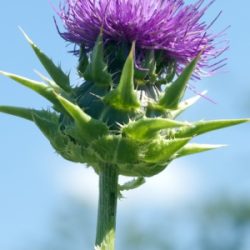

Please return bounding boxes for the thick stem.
[95,164,118,250]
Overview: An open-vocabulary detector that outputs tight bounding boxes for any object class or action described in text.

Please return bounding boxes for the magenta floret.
[58,0,228,77]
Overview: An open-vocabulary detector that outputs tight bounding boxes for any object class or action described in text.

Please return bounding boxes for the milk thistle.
[0,0,249,249]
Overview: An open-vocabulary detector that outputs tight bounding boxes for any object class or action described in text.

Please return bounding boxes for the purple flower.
[57,0,228,77]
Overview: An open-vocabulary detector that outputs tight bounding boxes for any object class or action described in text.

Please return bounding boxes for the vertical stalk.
[95,164,118,250]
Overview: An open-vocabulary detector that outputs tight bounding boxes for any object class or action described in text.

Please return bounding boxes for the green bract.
[0,30,249,189]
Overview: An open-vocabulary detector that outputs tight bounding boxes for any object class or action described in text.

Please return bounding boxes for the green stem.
[95,164,119,250]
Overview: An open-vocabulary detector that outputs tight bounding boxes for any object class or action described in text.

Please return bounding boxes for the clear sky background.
[0,0,250,249]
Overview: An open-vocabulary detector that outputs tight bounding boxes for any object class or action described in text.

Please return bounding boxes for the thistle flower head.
[1,1,248,186]
[58,0,228,78]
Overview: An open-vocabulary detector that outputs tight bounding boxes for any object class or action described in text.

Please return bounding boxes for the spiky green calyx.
[1,31,249,189]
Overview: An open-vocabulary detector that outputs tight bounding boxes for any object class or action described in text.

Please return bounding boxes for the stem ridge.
[95,164,118,250]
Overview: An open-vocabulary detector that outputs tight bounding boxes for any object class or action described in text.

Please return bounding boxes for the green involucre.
[0,31,249,189]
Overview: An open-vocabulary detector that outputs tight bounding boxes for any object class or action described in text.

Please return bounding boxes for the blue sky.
[0,1,250,249]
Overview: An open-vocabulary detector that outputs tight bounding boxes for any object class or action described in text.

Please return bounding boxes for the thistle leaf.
[33,112,87,163]
[83,31,112,86]
[78,47,89,77]
[32,112,59,139]
[170,90,208,118]
[134,50,156,84]
[20,28,71,93]
[174,119,250,138]
[165,60,177,83]
[0,105,59,126]
[55,94,108,142]
[119,177,145,191]
[90,135,139,164]
[159,54,200,109]
[95,230,115,250]
[104,42,140,111]
[175,143,226,158]
[0,106,34,121]
[34,70,61,92]
[32,113,70,159]
[123,117,189,141]
[0,71,62,108]
[143,138,191,163]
